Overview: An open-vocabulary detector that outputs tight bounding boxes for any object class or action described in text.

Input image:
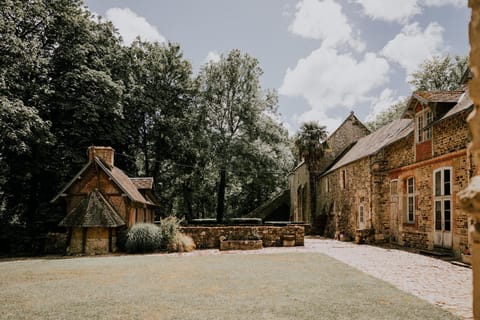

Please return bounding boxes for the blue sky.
[85,0,469,135]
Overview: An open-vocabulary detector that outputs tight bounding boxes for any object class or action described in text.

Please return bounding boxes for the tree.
[0,98,54,247]
[366,54,468,131]
[197,49,292,222]
[365,98,408,132]
[294,121,328,222]
[409,54,468,91]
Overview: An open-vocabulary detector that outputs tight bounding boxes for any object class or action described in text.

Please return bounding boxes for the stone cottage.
[51,146,159,254]
[288,112,370,228]
[315,88,473,257]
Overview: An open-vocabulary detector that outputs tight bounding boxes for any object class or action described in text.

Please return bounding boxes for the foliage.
[294,121,328,168]
[0,1,294,253]
[408,54,468,91]
[365,98,408,132]
[158,215,183,249]
[366,54,468,131]
[168,233,196,252]
[197,49,293,222]
[125,223,161,253]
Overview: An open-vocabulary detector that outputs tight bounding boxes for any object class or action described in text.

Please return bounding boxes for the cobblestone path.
[301,238,473,320]
[175,237,473,319]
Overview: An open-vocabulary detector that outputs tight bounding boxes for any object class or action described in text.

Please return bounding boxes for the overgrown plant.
[159,216,183,249]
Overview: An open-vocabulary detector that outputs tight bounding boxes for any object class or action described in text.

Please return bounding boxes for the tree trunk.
[216,168,226,223]
[183,182,193,222]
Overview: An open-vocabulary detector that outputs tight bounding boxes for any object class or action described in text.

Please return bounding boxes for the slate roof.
[51,157,154,206]
[440,89,473,121]
[413,90,464,104]
[403,90,464,118]
[130,177,154,189]
[58,189,125,227]
[326,119,413,174]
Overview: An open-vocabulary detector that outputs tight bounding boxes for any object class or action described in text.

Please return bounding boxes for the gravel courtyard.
[0,239,465,320]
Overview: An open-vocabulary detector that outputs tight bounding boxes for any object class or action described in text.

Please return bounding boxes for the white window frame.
[358,205,365,229]
[416,108,433,143]
[434,167,452,232]
[406,177,415,223]
[390,179,398,197]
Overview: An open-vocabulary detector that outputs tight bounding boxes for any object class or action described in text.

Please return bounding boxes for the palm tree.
[294,121,328,223]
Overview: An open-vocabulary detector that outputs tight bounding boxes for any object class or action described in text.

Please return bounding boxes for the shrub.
[158,216,182,249]
[125,223,161,253]
[167,233,196,253]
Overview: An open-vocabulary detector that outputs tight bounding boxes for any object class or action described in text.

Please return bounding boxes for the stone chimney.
[88,146,115,168]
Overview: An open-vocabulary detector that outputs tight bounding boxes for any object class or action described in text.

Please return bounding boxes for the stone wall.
[433,111,471,157]
[318,157,375,240]
[289,163,310,222]
[386,151,470,257]
[67,227,115,255]
[180,225,305,249]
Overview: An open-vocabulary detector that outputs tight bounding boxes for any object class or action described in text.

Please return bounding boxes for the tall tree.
[197,49,291,222]
[294,121,328,222]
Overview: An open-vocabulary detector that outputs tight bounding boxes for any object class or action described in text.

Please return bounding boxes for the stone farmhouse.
[51,146,160,255]
[289,82,474,257]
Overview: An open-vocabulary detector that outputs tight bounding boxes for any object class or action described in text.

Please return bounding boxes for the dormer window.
[416,109,433,143]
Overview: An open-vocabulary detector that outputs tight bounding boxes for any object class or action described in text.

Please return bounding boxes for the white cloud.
[355,0,421,23]
[381,22,445,78]
[280,45,389,134]
[288,0,365,51]
[105,8,166,45]
[422,0,464,7]
[364,88,404,122]
[204,51,221,64]
[280,45,389,109]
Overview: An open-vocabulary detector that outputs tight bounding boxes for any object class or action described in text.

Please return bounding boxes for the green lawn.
[0,253,459,320]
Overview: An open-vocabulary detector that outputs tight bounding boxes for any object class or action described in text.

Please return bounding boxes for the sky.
[84,0,470,135]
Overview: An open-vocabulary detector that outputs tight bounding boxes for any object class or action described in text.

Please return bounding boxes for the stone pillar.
[459,2,480,318]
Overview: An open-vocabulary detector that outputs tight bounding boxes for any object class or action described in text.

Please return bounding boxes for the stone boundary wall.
[180,225,305,249]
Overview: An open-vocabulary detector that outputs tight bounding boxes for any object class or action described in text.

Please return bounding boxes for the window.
[416,108,433,143]
[406,177,415,223]
[390,180,398,196]
[340,169,346,189]
[425,111,433,140]
[417,114,424,143]
[358,205,365,229]
[434,168,452,232]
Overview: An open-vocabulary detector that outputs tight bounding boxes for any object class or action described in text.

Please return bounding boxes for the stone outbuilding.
[288,112,370,229]
[51,146,159,255]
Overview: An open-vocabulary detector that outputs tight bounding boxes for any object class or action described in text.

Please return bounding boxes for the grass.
[0,253,459,320]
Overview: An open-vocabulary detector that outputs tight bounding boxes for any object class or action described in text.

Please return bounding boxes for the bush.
[125,223,161,253]
[125,217,195,253]
[167,233,196,253]
[158,216,182,249]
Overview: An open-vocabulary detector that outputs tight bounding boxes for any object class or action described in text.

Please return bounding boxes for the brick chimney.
[88,146,115,168]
